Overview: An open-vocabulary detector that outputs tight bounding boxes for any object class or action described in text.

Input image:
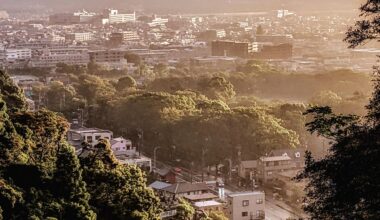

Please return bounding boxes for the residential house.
[268,148,305,169]
[162,182,211,200]
[156,167,177,184]
[193,200,224,212]
[110,137,134,156]
[67,127,113,148]
[257,155,293,183]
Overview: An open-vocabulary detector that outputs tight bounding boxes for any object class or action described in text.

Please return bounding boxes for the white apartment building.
[148,16,169,27]
[30,47,90,68]
[227,192,265,220]
[73,10,96,23]
[67,127,113,148]
[122,31,140,41]
[110,137,134,156]
[5,48,32,61]
[66,32,93,42]
[108,10,136,24]
[215,29,227,38]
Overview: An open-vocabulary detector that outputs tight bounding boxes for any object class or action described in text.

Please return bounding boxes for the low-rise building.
[108,9,136,24]
[66,32,93,42]
[5,48,32,61]
[118,154,152,172]
[193,200,224,212]
[191,56,237,70]
[162,182,211,199]
[257,155,293,183]
[227,191,265,220]
[110,137,134,156]
[67,127,113,148]
[30,47,90,68]
[89,50,127,70]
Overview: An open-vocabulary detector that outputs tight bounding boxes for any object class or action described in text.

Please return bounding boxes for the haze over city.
[1,0,363,13]
[0,0,379,220]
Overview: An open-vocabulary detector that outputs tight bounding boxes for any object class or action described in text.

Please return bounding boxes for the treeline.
[149,61,371,109]
[0,71,161,220]
[29,72,307,168]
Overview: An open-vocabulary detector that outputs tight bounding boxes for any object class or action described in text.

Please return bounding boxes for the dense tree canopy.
[0,70,161,220]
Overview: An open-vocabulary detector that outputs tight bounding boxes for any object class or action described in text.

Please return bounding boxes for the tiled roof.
[163,182,209,194]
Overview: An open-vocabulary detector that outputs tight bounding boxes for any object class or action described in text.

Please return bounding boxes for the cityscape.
[0,1,379,220]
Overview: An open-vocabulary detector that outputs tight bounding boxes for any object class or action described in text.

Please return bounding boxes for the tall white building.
[108,10,136,24]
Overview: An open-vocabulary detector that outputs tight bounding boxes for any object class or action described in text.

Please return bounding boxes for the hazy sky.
[0,0,363,13]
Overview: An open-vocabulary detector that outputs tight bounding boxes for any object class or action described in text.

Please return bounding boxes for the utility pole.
[202,138,209,182]
[153,146,161,173]
[201,146,207,182]
[190,161,194,183]
[225,158,232,182]
[138,129,143,156]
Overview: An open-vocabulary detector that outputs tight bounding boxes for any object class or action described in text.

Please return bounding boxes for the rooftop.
[69,127,112,134]
[163,182,209,194]
[241,160,257,168]
[149,181,172,190]
[260,155,291,162]
[227,191,265,198]
[194,200,222,208]
[183,193,218,201]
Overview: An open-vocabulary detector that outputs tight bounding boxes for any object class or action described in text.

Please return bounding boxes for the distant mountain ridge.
[1,0,360,13]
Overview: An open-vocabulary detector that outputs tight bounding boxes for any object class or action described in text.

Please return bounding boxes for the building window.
[242,211,248,217]
[87,136,93,143]
[242,200,249,207]
[95,135,101,140]
[256,199,263,204]
[256,210,265,218]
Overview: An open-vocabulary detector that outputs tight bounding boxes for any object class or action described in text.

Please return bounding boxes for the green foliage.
[86,90,299,167]
[80,140,161,220]
[45,81,84,114]
[199,76,236,101]
[256,25,264,35]
[345,0,380,48]
[56,63,86,75]
[175,198,195,220]
[0,71,161,220]
[207,211,228,220]
[0,71,27,112]
[53,145,96,220]
[116,76,137,90]
[153,63,169,77]
[75,74,116,105]
[124,53,141,65]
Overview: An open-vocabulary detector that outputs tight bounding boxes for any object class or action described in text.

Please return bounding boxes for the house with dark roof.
[268,148,305,169]
[162,182,211,199]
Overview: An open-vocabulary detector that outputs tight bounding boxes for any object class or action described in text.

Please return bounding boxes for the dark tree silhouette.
[297,1,380,219]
